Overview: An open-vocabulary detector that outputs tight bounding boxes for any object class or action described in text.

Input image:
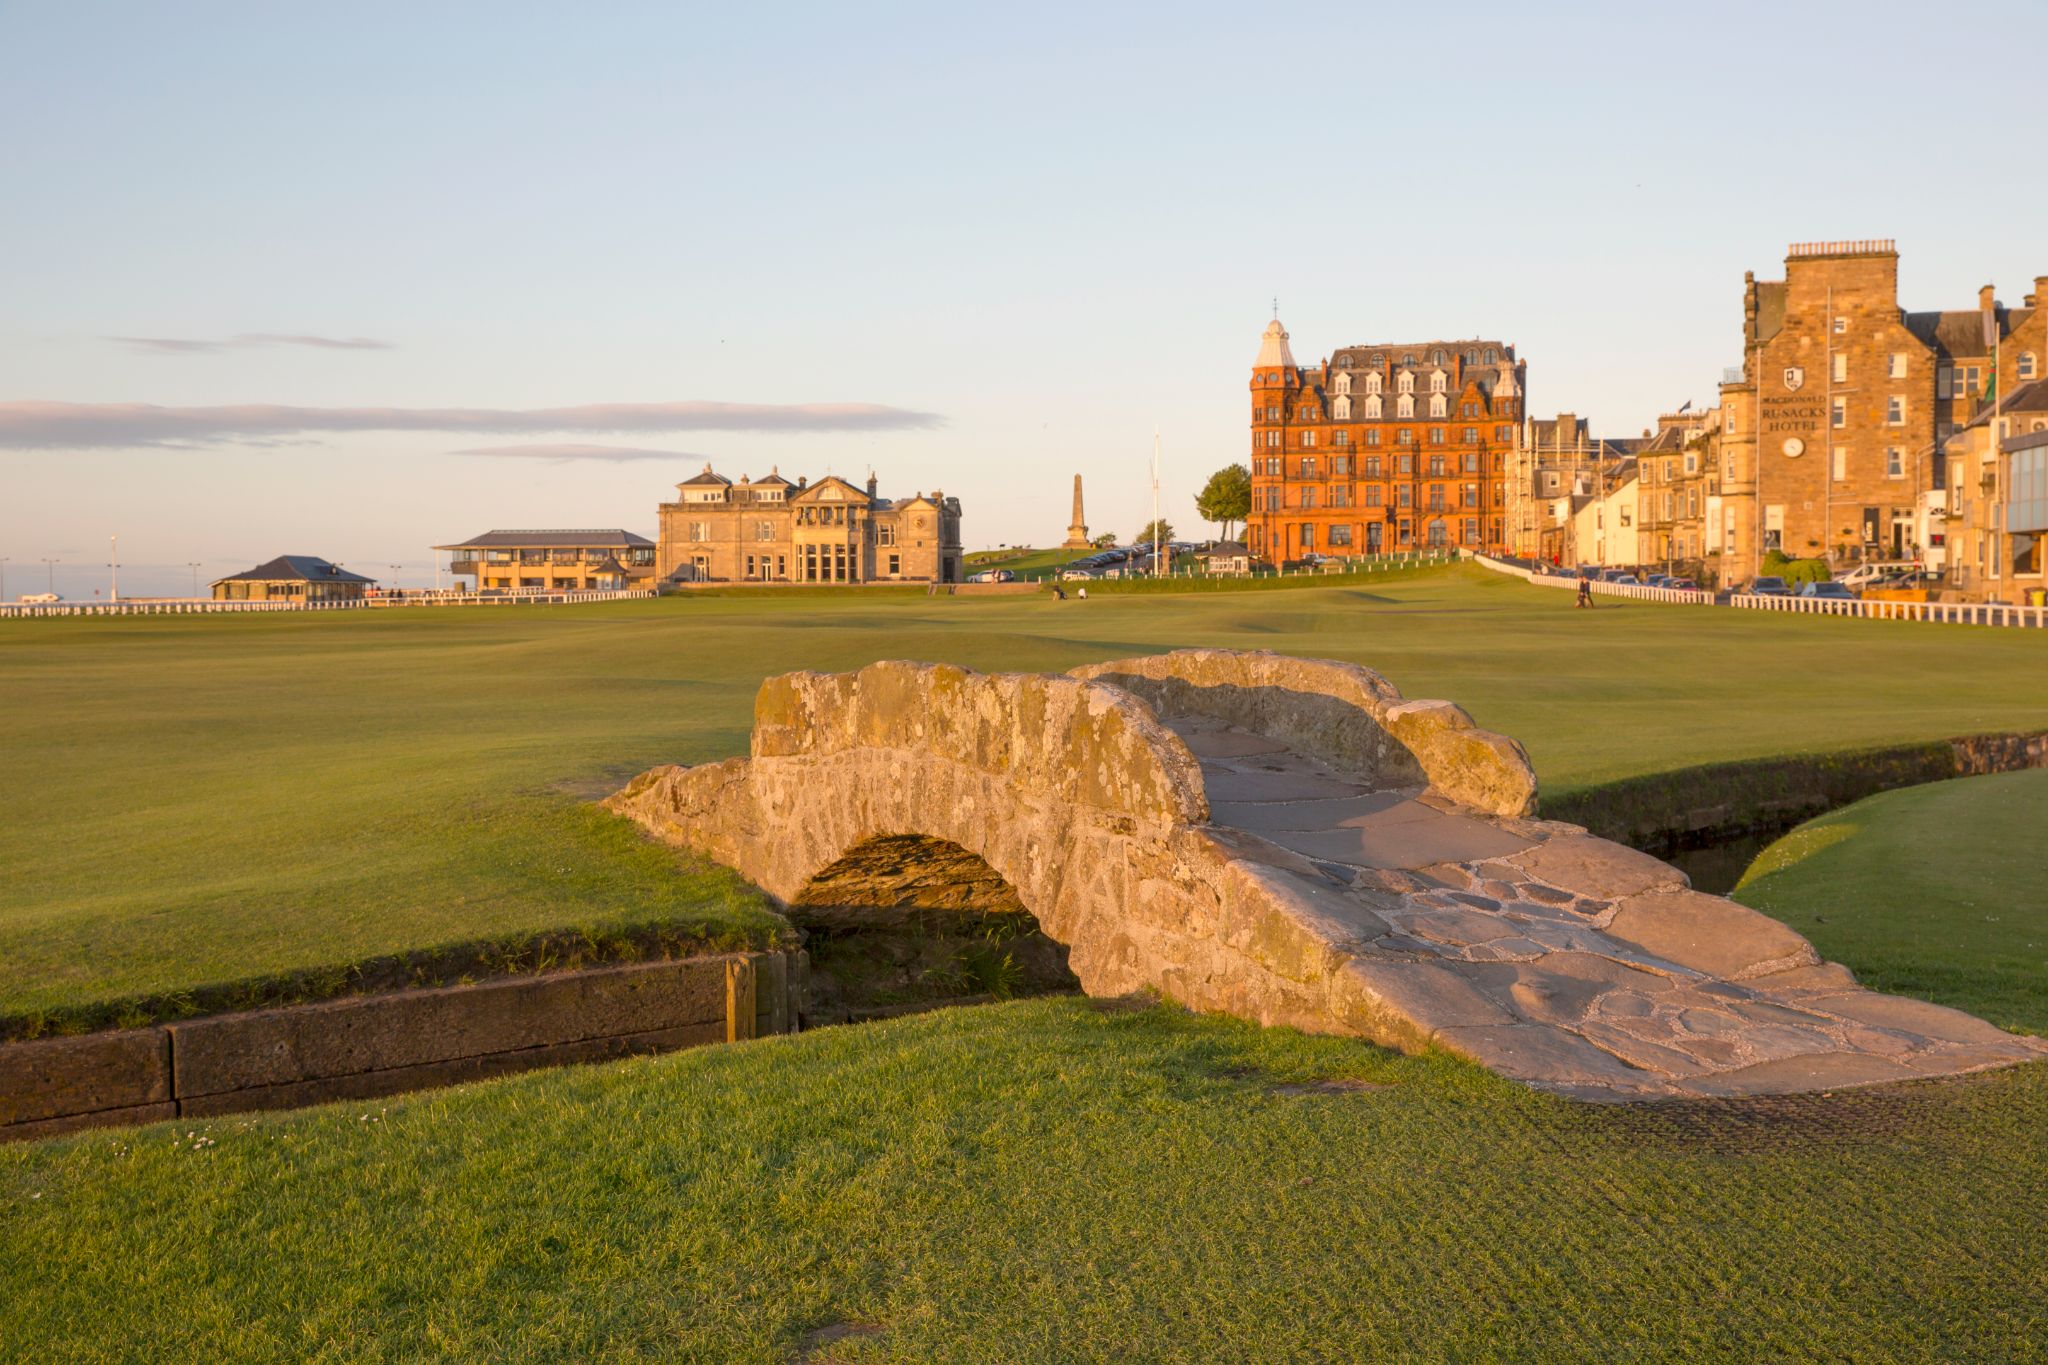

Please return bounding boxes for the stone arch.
[605,651,2044,1098]
[605,661,1209,993]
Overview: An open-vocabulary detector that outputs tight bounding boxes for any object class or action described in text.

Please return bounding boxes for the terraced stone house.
[1715,239,2048,583]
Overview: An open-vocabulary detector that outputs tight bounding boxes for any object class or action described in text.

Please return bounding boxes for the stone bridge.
[606,650,2045,1099]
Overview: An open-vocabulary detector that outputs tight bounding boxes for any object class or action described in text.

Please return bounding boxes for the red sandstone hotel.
[1247,319,1524,563]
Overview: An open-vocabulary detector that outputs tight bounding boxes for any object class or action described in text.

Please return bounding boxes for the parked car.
[1666,577,1699,591]
[968,568,1016,584]
[1058,568,1098,581]
[1799,580,1857,600]
[1748,576,1792,597]
[1644,574,1671,588]
[1612,574,1641,586]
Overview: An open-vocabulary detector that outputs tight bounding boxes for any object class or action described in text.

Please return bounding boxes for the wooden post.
[725,958,757,1044]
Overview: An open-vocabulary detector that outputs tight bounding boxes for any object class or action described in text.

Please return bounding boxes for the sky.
[4,0,2047,596]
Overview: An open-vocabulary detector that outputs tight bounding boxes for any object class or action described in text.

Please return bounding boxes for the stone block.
[1604,890,1818,981]
[177,1021,726,1117]
[170,957,736,1098]
[0,1027,169,1127]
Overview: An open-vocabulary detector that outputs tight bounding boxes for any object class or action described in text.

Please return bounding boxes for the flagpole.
[1152,429,1162,578]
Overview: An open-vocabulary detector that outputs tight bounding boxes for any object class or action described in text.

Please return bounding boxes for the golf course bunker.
[607,650,2047,1100]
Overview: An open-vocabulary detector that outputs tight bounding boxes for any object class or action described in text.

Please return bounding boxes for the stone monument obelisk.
[1061,474,1092,549]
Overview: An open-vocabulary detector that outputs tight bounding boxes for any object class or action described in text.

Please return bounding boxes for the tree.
[1132,519,1175,547]
[1194,463,1251,542]
[1091,532,1118,549]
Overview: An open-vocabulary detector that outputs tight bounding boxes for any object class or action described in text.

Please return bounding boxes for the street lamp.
[187,562,203,598]
[0,557,8,603]
[41,557,58,595]
[109,535,119,602]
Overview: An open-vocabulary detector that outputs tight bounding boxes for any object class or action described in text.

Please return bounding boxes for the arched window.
[1397,370,1415,394]
[1429,393,1447,418]
[1432,349,1446,365]
[1337,354,1353,369]
[1334,372,1352,395]
[1364,394,1383,419]
[1397,393,1415,418]
[1365,372,1383,395]
[1332,395,1351,420]
[1371,353,1385,367]
[1483,348,1498,365]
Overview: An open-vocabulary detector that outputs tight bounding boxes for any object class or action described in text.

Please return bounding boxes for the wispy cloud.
[0,401,943,450]
[449,443,707,464]
[106,333,397,354]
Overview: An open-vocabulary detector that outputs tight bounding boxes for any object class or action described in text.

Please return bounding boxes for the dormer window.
[1364,395,1383,419]
[1429,393,1447,418]
[1429,371,1447,394]
[1333,372,1352,395]
[1332,396,1351,420]
[1365,372,1383,395]
[1432,349,1446,365]
[1397,371,1415,395]
[1397,394,1415,418]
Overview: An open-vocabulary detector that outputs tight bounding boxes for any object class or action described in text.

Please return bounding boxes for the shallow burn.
[791,834,1080,1025]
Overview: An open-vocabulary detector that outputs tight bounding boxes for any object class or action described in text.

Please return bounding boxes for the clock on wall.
[1782,437,1806,458]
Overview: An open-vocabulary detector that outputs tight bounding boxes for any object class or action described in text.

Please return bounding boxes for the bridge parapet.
[1071,649,1536,816]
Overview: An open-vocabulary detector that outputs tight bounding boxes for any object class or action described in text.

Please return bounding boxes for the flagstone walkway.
[1173,711,2045,1099]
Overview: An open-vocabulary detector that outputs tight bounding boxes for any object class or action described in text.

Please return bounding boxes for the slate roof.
[433,529,654,550]
[213,555,374,585]
[1905,309,1998,358]
[1958,378,2048,431]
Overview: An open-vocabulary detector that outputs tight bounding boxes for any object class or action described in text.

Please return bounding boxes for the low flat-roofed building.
[211,555,376,601]
[435,529,657,592]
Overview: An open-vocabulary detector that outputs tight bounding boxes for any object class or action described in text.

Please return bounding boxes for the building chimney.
[866,472,878,499]
[1980,284,1997,313]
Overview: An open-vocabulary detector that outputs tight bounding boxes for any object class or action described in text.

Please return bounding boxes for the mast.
[1152,429,1162,577]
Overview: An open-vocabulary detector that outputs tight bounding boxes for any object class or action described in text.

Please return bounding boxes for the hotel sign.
[1762,396,1825,434]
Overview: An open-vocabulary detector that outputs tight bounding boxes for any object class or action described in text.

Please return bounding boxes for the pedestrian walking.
[1576,576,1592,609]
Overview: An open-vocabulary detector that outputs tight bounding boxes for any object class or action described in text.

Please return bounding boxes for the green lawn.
[4,998,2044,1362]
[960,544,1090,577]
[3,563,2046,1025]
[1735,768,2048,1035]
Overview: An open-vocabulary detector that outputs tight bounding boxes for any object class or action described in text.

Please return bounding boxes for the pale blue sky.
[4,0,2045,594]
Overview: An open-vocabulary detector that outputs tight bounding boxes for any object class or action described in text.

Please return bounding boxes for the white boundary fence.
[1468,552,2047,628]
[1728,592,2047,628]
[0,589,655,619]
[1469,553,1715,605]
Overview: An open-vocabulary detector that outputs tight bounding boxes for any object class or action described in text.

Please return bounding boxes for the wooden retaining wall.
[0,951,805,1142]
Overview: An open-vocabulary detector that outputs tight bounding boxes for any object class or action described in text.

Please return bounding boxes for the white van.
[18,592,60,604]
[1839,561,1917,589]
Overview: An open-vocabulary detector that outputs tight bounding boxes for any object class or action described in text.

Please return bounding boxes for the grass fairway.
[4,999,2045,1362]
[3,563,2046,1023]
[1735,768,2048,1035]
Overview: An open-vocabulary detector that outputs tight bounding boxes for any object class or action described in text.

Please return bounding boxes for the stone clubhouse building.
[659,466,964,585]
